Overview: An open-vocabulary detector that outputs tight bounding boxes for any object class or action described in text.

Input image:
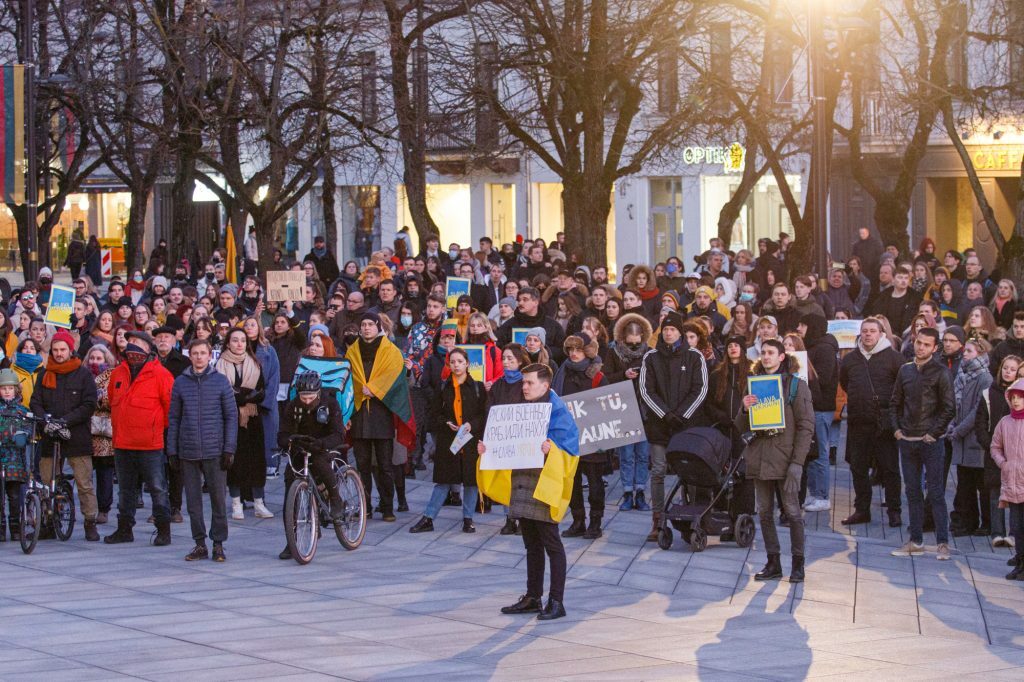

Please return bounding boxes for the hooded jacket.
[990,336,1024,379]
[839,336,904,428]
[802,315,839,412]
[989,379,1024,505]
[638,335,709,445]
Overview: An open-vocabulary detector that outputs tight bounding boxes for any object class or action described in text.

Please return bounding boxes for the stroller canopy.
[666,427,732,473]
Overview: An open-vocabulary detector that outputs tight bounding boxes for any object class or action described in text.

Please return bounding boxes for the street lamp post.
[809,0,830,279]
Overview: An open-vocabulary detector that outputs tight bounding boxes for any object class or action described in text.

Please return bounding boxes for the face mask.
[40,277,52,285]
[739,292,755,303]
[666,263,679,275]
[133,275,143,283]
[625,342,642,351]
[449,249,459,259]
[205,272,215,281]
[400,315,413,327]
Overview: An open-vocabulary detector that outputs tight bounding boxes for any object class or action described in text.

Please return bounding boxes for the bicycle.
[283,435,367,564]
[19,413,76,554]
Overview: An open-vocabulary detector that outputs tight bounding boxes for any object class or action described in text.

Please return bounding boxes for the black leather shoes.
[462,518,475,533]
[501,594,543,615]
[409,516,434,533]
[537,599,566,621]
[841,511,871,526]
[887,509,902,528]
[278,547,292,560]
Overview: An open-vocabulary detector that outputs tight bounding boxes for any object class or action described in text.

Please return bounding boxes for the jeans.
[520,518,566,602]
[229,485,265,500]
[424,483,478,520]
[115,449,169,526]
[618,441,649,492]
[649,443,668,513]
[807,411,832,499]
[899,439,948,544]
[182,459,228,544]
[94,457,115,514]
[848,423,901,514]
[755,478,805,557]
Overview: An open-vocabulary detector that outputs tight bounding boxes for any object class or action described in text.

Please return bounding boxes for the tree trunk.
[872,194,912,257]
[124,187,150,273]
[321,156,338,257]
[1002,155,1024,283]
[170,151,198,269]
[255,214,278,276]
[11,205,31,276]
[942,105,1005,251]
[562,179,611,268]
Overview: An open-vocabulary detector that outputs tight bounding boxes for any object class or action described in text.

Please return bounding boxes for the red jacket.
[109,360,175,451]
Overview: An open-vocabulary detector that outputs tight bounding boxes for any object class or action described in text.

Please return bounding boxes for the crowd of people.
[2,224,1024,620]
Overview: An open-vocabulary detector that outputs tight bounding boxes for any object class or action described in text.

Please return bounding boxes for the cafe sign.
[682,142,745,173]
[970,147,1024,172]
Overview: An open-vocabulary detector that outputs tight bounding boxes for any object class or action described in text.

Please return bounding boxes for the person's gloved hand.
[168,455,180,473]
[664,413,684,432]
[220,452,234,471]
[784,463,802,495]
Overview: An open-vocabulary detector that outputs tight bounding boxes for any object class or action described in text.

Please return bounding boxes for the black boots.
[84,520,100,542]
[104,517,134,544]
[755,553,783,581]
[537,599,566,621]
[499,517,519,535]
[153,520,172,546]
[501,594,543,614]
[1006,555,1024,581]
[789,555,805,583]
[561,513,586,538]
[583,516,603,540]
[409,516,434,533]
[462,518,476,533]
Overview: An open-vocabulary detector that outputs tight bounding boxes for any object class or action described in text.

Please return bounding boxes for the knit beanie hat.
[944,325,966,345]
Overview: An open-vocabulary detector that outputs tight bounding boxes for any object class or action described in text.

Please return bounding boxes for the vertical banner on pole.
[0,64,26,205]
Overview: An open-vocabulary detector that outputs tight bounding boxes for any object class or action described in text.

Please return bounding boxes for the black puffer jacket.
[167,365,238,461]
[802,315,839,412]
[30,364,97,458]
[890,357,955,439]
[638,337,709,445]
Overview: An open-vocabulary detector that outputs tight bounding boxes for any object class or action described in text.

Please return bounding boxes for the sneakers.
[891,541,924,557]
[212,543,226,562]
[185,544,209,561]
[994,536,1011,548]
[170,508,184,523]
[618,492,634,511]
[253,499,274,519]
[231,497,244,520]
[936,543,951,561]
[806,498,831,513]
[633,490,651,512]
[802,496,818,511]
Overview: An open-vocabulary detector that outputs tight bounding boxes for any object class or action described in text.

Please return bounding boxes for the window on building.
[709,22,731,113]
[360,51,378,125]
[657,46,678,114]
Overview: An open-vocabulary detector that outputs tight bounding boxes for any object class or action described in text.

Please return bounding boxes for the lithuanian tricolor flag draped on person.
[477,391,580,522]
[345,328,416,449]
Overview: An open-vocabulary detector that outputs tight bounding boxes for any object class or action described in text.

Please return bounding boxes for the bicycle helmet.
[294,370,322,394]
[0,368,19,387]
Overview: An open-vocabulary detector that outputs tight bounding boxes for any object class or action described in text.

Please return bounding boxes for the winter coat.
[735,367,815,480]
[489,376,526,408]
[167,365,239,461]
[507,390,577,523]
[91,368,114,458]
[30,363,98,457]
[989,382,1024,505]
[159,349,190,378]
[13,362,43,408]
[638,337,709,445]
[349,337,395,440]
[989,336,1024,379]
[0,399,30,482]
[603,314,650,402]
[108,360,174,452]
[553,357,607,463]
[869,289,922,336]
[432,376,487,485]
[802,316,839,413]
[839,337,903,428]
[277,391,346,453]
[949,356,992,468]
[272,332,305,387]
[976,381,1012,490]
[890,358,955,440]
[496,309,567,364]
[706,362,749,460]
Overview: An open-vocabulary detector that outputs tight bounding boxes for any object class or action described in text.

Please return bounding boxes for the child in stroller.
[656,426,756,551]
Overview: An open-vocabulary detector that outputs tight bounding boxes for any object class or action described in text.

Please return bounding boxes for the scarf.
[42,356,82,389]
[503,368,522,383]
[217,348,261,428]
[15,353,42,373]
[91,329,114,347]
[638,287,660,301]
[126,280,146,293]
[614,340,646,364]
[452,374,464,425]
[551,358,590,395]
[313,246,327,258]
[954,354,989,405]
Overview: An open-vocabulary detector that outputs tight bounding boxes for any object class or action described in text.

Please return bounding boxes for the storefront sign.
[562,381,646,456]
[682,142,745,173]
[970,147,1024,172]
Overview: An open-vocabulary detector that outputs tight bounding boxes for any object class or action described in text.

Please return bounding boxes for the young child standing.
[0,368,30,541]
[990,378,1024,580]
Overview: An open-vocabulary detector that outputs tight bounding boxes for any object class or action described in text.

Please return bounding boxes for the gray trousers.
[754,478,805,557]
[182,459,228,545]
[649,443,668,513]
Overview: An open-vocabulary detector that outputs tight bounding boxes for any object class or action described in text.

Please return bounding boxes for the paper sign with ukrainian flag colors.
[747,375,785,431]
[445,277,471,310]
[457,344,486,383]
[512,328,530,345]
[44,284,75,329]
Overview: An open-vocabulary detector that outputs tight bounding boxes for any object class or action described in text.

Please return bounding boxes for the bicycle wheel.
[334,466,367,550]
[20,492,41,554]
[284,479,318,565]
[53,479,76,541]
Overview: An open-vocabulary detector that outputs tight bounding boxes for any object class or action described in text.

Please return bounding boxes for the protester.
[990,378,1024,579]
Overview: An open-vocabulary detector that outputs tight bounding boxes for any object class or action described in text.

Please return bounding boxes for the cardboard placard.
[480,402,552,470]
[512,328,531,345]
[562,381,646,456]
[266,271,307,302]
[44,285,75,329]
[748,375,786,431]
[457,344,486,383]
[445,277,472,309]
[827,319,862,350]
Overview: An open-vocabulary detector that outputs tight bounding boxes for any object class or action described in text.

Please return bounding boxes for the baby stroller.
[656,427,755,552]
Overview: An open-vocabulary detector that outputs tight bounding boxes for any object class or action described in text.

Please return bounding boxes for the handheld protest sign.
[44,285,75,329]
[480,402,552,470]
[445,277,471,309]
[512,328,530,345]
[747,375,785,431]
[562,381,646,456]
[827,319,861,350]
[457,345,486,383]
[266,271,306,302]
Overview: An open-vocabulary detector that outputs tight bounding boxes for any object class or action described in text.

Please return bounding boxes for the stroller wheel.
[657,526,673,550]
[734,514,756,548]
[689,528,708,552]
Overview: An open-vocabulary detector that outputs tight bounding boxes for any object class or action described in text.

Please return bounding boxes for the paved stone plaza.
[2,453,1024,681]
